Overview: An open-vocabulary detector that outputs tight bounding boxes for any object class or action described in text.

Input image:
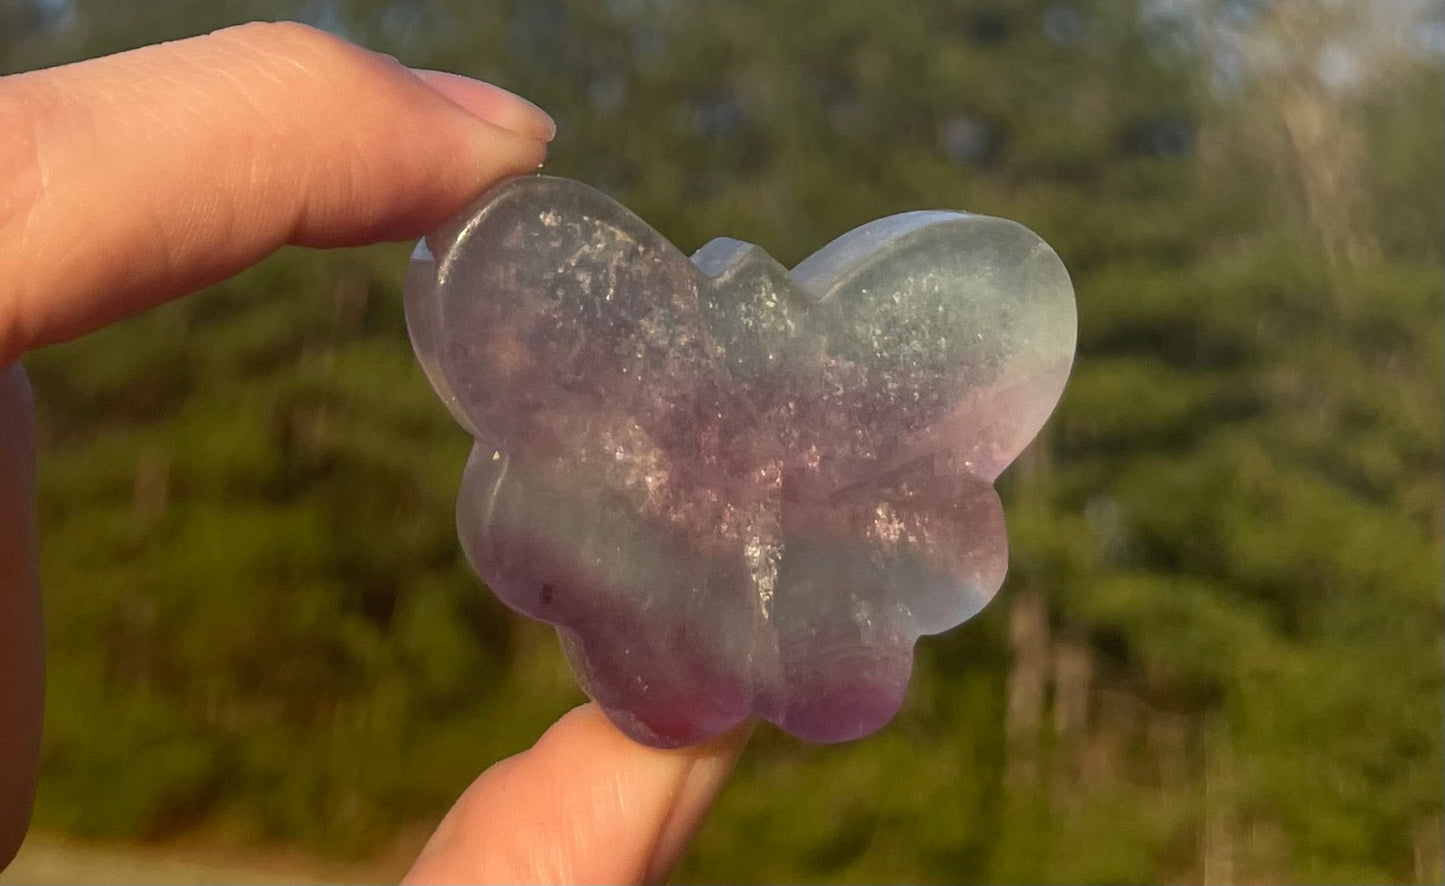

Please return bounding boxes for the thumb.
[404,705,749,885]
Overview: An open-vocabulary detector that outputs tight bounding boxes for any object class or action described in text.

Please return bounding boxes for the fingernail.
[411,69,556,142]
[645,725,752,883]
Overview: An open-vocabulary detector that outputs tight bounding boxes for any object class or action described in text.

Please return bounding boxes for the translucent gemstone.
[405,176,1076,747]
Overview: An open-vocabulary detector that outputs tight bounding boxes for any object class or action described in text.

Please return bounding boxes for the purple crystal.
[406,176,1075,747]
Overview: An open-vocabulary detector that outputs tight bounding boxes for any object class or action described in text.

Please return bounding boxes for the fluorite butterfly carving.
[406,176,1075,747]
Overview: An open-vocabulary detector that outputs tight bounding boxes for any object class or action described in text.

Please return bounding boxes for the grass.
[1,831,410,886]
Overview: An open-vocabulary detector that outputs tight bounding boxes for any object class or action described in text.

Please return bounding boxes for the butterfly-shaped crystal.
[406,176,1075,747]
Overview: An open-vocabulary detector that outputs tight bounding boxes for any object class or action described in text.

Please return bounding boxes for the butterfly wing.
[793,210,1076,484]
[406,175,721,457]
[408,177,764,746]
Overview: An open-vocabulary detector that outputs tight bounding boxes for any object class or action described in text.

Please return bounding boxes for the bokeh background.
[3,0,1442,882]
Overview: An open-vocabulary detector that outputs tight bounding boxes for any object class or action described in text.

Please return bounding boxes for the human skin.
[0,22,745,883]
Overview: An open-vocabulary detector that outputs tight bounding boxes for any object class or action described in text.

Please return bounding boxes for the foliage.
[8,0,1443,881]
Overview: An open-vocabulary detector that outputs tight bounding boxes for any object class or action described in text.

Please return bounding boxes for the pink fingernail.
[645,725,752,883]
[411,69,556,142]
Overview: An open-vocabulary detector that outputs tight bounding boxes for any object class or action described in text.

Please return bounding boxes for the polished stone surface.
[406,176,1075,747]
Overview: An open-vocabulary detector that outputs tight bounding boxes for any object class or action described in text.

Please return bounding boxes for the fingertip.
[410,69,556,143]
[0,21,554,356]
[645,720,752,884]
[403,704,749,885]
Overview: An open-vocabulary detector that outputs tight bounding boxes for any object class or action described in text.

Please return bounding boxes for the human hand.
[0,22,746,883]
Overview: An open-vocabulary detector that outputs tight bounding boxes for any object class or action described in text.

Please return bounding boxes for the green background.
[4,0,1442,882]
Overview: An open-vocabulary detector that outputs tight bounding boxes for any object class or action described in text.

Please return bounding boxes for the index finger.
[0,21,551,364]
